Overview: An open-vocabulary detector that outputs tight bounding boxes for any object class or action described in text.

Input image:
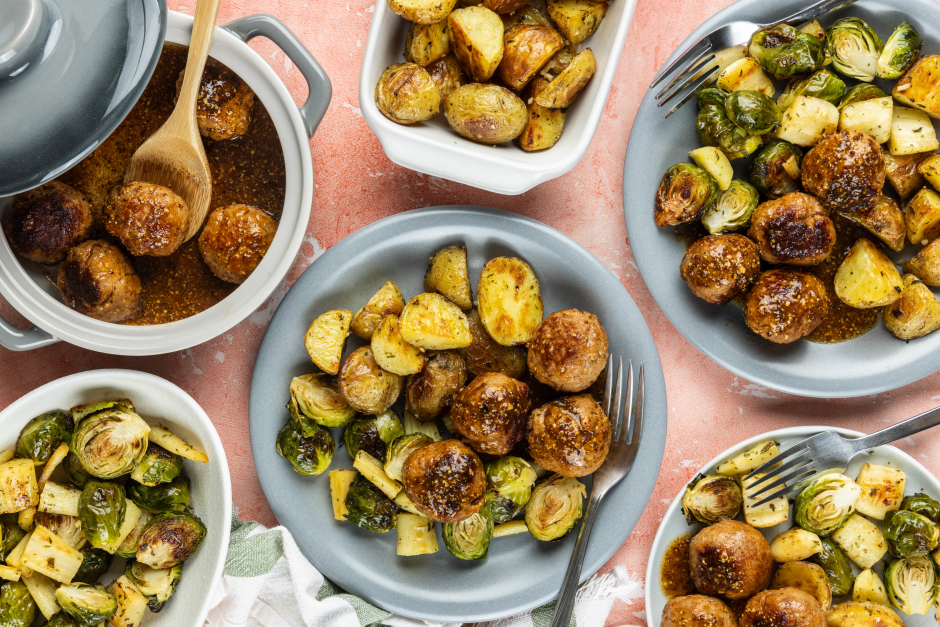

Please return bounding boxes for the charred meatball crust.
[104,182,190,257]
[56,240,141,323]
[744,269,829,344]
[680,234,761,304]
[527,309,609,392]
[689,519,774,600]
[402,439,486,523]
[748,192,835,266]
[450,372,530,455]
[177,58,255,140]
[802,130,886,213]
[527,394,611,477]
[739,588,827,627]
[198,204,276,284]
[405,350,468,421]
[661,595,737,627]
[4,182,94,264]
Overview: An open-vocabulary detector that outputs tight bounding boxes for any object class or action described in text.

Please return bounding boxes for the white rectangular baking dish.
[359,0,638,195]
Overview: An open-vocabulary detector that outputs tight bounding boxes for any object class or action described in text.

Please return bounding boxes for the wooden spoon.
[124,0,222,242]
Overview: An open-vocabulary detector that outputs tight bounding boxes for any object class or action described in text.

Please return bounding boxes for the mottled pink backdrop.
[3,0,940,624]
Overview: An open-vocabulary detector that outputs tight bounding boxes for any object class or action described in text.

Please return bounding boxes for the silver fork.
[743,405,940,508]
[549,356,645,627]
[650,0,857,117]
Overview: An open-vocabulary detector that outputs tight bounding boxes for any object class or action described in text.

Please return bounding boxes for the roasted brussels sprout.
[653,163,721,227]
[384,434,432,483]
[73,546,114,583]
[79,480,127,549]
[479,456,538,523]
[343,411,403,463]
[826,18,883,82]
[750,141,803,200]
[56,583,117,626]
[137,510,207,568]
[36,512,85,549]
[129,476,190,513]
[777,69,846,110]
[840,83,888,107]
[290,373,356,429]
[811,536,856,597]
[749,24,825,78]
[524,474,585,541]
[0,515,25,560]
[116,509,153,559]
[795,473,861,536]
[443,512,493,560]
[696,90,762,161]
[884,510,940,558]
[71,404,151,479]
[43,614,79,627]
[130,443,182,487]
[0,581,36,627]
[125,561,182,612]
[276,419,334,477]
[681,474,743,525]
[15,410,73,466]
[901,494,940,524]
[725,90,782,135]
[344,474,398,533]
[885,556,937,615]
[701,179,760,234]
[877,22,922,80]
[65,452,92,489]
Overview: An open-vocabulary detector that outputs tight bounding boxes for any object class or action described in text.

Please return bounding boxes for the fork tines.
[741,442,817,508]
[602,356,643,445]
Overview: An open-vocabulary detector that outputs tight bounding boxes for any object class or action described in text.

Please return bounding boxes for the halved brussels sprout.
[71,404,151,479]
[827,17,883,82]
[749,140,803,200]
[0,515,25,560]
[129,477,190,513]
[795,473,862,536]
[654,163,721,227]
[137,510,207,569]
[343,410,404,463]
[0,581,36,627]
[71,398,134,423]
[696,90,763,161]
[384,434,432,483]
[840,84,888,108]
[55,583,117,626]
[701,179,760,234]
[276,419,334,477]
[343,475,398,533]
[79,480,127,549]
[43,614,80,627]
[777,69,846,110]
[73,546,114,583]
[479,457,538,523]
[884,510,940,558]
[885,556,937,615]
[35,512,85,549]
[125,561,182,612]
[116,509,153,560]
[290,374,357,429]
[725,90,782,134]
[525,474,586,542]
[681,474,743,525]
[749,24,825,78]
[130,443,182,487]
[15,410,73,466]
[811,536,857,597]
[901,494,940,524]
[65,452,92,489]
[877,22,923,80]
[443,512,493,560]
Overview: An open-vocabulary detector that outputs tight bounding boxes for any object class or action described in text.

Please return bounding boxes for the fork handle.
[764,0,857,27]
[549,491,604,627]
[850,405,940,453]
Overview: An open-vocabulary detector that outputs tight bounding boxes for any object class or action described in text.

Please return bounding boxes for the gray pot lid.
[0,0,166,196]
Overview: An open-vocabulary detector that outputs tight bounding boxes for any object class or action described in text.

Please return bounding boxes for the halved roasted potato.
[769,561,832,612]
[399,292,472,350]
[518,77,567,152]
[351,280,406,340]
[424,245,472,310]
[834,238,903,309]
[884,274,940,340]
[717,57,775,96]
[448,6,505,81]
[477,256,543,345]
[837,195,906,253]
[770,529,823,563]
[889,106,939,156]
[457,308,527,378]
[425,55,466,101]
[906,187,940,245]
[498,24,565,92]
[893,55,940,119]
[885,152,929,201]
[388,0,458,24]
[405,21,451,67]
[375,63,441,125]
[501,5,554,29]
[444,83,528,144]
[305,309,353,375]
[482,0,530,13]
[372,315,426,376]
[905,238,940,286]
[534,48,596,109]
[828,602,904,627]
[919,153,940,191]
[774,96,839,147]
[546,0,607,45]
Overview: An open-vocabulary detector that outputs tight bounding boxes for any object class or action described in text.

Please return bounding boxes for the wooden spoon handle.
[175,0,223,121]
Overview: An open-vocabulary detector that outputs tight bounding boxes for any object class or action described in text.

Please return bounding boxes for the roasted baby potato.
[542,44,576,78]
[885,153,929,201]
[375,63,441,124]
[883,274,940,340]
[451,372,530,455]
[744,270,829,343]
[456,309,527,378]
[739,588,826,627]
[717,58,776,96]
[920,153,940,189]
[305,309,353,375]
[771,530,824,563]
[774,96,839,147]
[477,256,543,345]
[448,6,505,82]
[498,25,565,92]
[546,0,608,45]
[829,603,903,627]
[518,77,567,152]
[837,195,906,253]
[444,83,528,144]
[892,55,940,119]
[889,106,939,156]
[482,0,531,13]
[405,350,468,420]
[769,562,832,612]
[534,48,596,109]
[527,309,608,392]
[399,292,472,350]
[834,238,903,308]
[388,0,458,24]
[371,315,425,376]
[501,6,554,29]
[424,245,472,310]
[351,280,406,340]
[338,347,403,415]
[405,21,451,67]
[425,55,466,101]
[905,237,940,286]
[906,187,940,245]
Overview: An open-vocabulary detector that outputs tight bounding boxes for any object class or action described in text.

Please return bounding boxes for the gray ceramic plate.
[248,206,667,622]
[623,0,940,399]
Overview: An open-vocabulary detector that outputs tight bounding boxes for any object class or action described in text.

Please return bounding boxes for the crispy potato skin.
[444,83,528,144]
[502,6,555,29]
[836,195,906,253]
[352,281,406,340]
[770,562,832,612]
[828,602,905,627]
[5,181,94,265]
[375,63,441,125]
[905,238,940,286]
[405,350,468,421]
[518,77,567,152]
[405,21,451,67]
[388,0,458,24]
[743,269,829,344]
[402,439,486,523]
[198,204,276,284]
[372,314,426,375]
[884,153,928,201]
[425,55,466,101]
[534,48,596,108]
[893,55,940,119]
[56,240,142,323]
[546,0,608,45]
[448,6,505,82]
[527,394,610,477]
[424,245,473,310]
[801,130,886,213]
[498,25,565,92]
[689,519,774,600]
[527,309,608,392]
[451,372,530,455]
[740,588,826,627]
[338,346,403,415]
[482,0,531,13]
[477,256,544,345]
[748,192,835,266]
[457,309,528,378]
[661,595,737,627]
[680,234,761,304]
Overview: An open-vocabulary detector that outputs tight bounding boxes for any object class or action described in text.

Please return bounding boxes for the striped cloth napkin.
[205,513,643,627]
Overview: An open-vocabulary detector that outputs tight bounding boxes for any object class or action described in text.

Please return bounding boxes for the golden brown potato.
[527,394,610,477]
[739,588,826,627]
[482,0,531,13]
[748,192,835,266]
[56,240,141,323]
[444,83,528,144]
[375,63,441,125]
[770,530,824,563]
[338,346,403,415]
[399,292,472,350]
[801,130,886,213]
[905,238,940,286]
[450,372,530,455]
[834,238,903,309]
[448,6,505,81]
[456,309,527,378]
[527,309,608,392]
[372,315,425,376]
[660,595,737,627]
[689,519,774,599]
[546,0,608,45]
[836,195,906,253]
[424,245,472,310]
[534,48,596,109]
[883,274,940,340]
[388,0,458,24]
[680,234,761,304]
[501,5,553,29]
[402,439,486,523]
[405,21,451,67]
[497,25,564,92]
[743,269,829,344]
[425,55,466,102]
[477,256,543,345]
[104,182,190,257]
[5,181,93,264]
[304,310,353,375]
[352,280,406,340]
[884,152,929,201]
[906,188,940,245]
[827,602,904,627]
[405,350,468,421]
[518,77,567,152]
[769,562,832,612]
[892,55,940,120]
[920,153,940,189]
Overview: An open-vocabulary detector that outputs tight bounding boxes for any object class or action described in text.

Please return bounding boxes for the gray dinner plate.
[623,0,940,398]
[248,206,667,623]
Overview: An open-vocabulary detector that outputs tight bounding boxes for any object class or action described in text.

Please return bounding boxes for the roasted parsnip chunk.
[717,58,775,96]
[771,529,823,563]
[889,107,939,156]
[743,473,788,528]
[716,440,778,477]
[774,96,839,147]
[830,513,888,569]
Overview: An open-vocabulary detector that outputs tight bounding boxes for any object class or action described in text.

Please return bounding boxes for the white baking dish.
[359,0,638,195]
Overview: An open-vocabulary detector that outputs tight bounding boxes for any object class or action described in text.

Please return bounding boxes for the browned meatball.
[744,269,830,344]
[748,192,835,266]
[739,588,826,627]
[405,350,467,421]
[177,58,254,140]
[661,595,737,627]
[402,439,486,523]
[338,346,403,415]
[4,182,94,264]
[198,204,276,284]
[450,372,530,455]
[526,309,609,392]
[527,394,610,477]
[56,240,141,323]
[680,234,761,304]
[104,182,189,257]
[802,130,886,213]
[457,309,527,379]
[689,519,773,600]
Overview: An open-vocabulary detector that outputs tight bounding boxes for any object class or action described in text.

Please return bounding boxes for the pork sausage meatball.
[177,58,254,140]
[661,595,737,627]
[802,130,886,213]
[56,240,141,323]
[338,346,403,415]
[402,439,486,523]
[4,182,94,264]
[527,394,610,477]
[104,182,189,257]
[405,350,467,421]
[689,519,773,600]
[450,372,530,455]
[748,192,835,266]
[198,204,276,284]
[680,234,761,304]
[739,588,826,627]
[527,309,609,392]
[744,269,829,344]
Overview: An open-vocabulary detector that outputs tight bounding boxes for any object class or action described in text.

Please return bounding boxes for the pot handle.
[222,14,332,138]
[0,315,59,351]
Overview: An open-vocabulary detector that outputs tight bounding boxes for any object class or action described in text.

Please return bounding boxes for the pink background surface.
[3,0,940,624]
